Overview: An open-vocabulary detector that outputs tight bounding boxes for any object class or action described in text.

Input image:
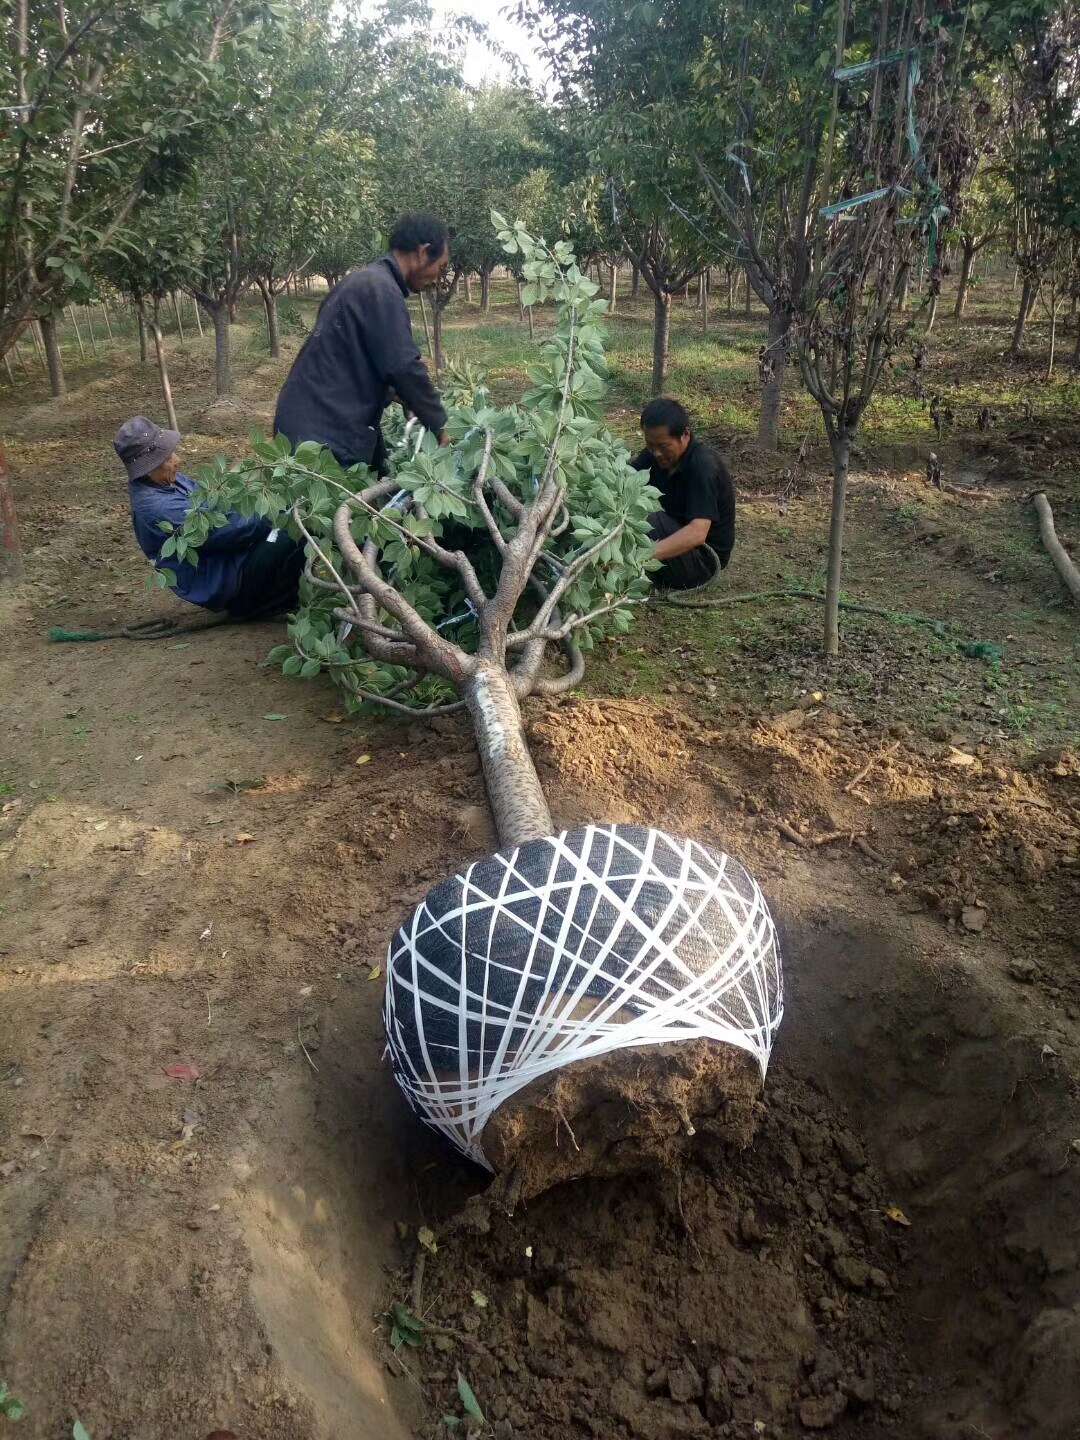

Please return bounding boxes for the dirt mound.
[198,394,275,436]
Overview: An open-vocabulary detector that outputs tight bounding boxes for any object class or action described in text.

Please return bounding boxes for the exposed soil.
[1,310,1079,1440]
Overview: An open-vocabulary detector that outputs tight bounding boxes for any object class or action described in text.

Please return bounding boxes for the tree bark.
[259,283,280,357]
[462,662,553,848]
[925,288,939,333]
[758,309,787,450]
[171,292,185,345]
[148,306,179,431]
[433,300,444,375]
[651,289,671,395]
[0,441,23,585]
[1011,275,1034,356]
[67,307,86,360]
[726,266,734,312]
[1033,492,1080,603]
[896,264,909,313]
[463,272,472,304]
[607,263,617,315]
[481,268,491,313]
[207,301,231,395]
[84,305,98,354]
[701,270,709,336]
[630,262,640,299]
[744,270,752,313]
[823,431,851,657]
[40,315,65,396]
[954,237,976,318]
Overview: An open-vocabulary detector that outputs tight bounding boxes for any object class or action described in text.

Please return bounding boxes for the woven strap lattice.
[384,824,783,1168]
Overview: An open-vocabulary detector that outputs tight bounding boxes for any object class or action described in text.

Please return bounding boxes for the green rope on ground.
[656,586,999,660]
[48,613,232,643]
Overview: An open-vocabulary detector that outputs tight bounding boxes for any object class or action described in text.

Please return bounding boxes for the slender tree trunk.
[462,662,552,847]
[701,270,709,336]
[758,309,787,451]
[0,442,23,584]
[100,299,113,339]
[463,272,472,304]
[896,264,909,313]
[481,269,491,313]
[608,263,617,315]
[193,296,204,337]
[925,287,939,333]
[2,352,13,385]
[67,307,85,360]
[148,304,179,430]
[433,301,444,375]
[172,292,185,345]
[1012,276,1034,356]
[40,315,65,396]
[206,301,231,395]
[259,284,280,357]
[631,262,640,299]
[744,271,752,313]
[527,305,535,341]
[29,321,46,370]
[83,306,97,354]
[418,291,434,362]
[1047,288,1058,380]
[954,238,976,318]
[517,280,526,323]
[726,266,734,312]
[137,307,148,362]
[823,430,851,657]
[651,289,671,395]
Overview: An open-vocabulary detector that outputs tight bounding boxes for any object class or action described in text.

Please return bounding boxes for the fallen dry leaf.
[355,753,372,766]
[234,832,255,844]
[162,1064,203,1083]
[367,964,382,981]
[885,1206,911,1227]
[319,711,346,725]
[418,1226,438,1254]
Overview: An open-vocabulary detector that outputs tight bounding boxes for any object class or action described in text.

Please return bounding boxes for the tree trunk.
[517,279,526,323]
[896,264,909,313]
[1033,492,1080,603]
[260,284,280,357]
[209,301,231,395]
[1073,312,1080,364]
[433,301,444,375]
[758,309,787,450]
[1011,275,1034,356]
[463,272,472,304]
[823,431,851,657]
[651,289,671,395]
[726,267,734,312]
[954,237,976,318]
[28,321,46,370]
[193,295,204,337]
[100,299,113,339]
[172,292,185,345]
[744,270,752,314]
[67,307,86,360]
[1047,289,1058,380]
[137,307,148,362]
[701,270,709,336]
[84,305,98,354]
[631,263,640,299]
[40,315,65,396]
[481,269,491,313]
[607,263,617,315]
[148,304,179,430]
[0,441,23,585]
[462,662,553,848]
[418,291,435,362]
[925,288,939,333]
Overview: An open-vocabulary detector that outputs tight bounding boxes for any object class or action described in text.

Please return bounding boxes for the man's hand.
[654,517,710,561]
[438,430,451,448]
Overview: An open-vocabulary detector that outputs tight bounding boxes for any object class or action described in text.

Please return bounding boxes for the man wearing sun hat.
[114,416,305,618]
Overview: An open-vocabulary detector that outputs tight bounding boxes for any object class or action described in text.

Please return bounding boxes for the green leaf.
[261,713,288,721]
[73,1424,91,1440]
[5,1399,24,1421]
[456,1372,485,1423]
[267,644,293,663]
[299,657,321,678]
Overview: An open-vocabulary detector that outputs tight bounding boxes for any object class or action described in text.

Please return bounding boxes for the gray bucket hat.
[114,416,180,482]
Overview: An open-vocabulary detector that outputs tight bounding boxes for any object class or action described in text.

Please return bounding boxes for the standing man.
[274,214,451,473]
[631,397,735,591]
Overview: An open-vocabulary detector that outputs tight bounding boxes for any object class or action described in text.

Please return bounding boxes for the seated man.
[631,397,735,591]
[114,416,305,619]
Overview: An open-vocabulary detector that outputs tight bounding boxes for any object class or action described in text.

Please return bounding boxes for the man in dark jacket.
[274,213,451,473]
[631,397,735,591]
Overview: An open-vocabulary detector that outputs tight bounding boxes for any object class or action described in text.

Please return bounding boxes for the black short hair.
[389,214,449,258]
[640,397,691,436]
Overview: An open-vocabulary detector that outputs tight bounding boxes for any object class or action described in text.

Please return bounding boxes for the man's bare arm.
[654,517,710,561]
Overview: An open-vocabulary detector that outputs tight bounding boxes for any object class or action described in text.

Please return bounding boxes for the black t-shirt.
[632,437,735,561]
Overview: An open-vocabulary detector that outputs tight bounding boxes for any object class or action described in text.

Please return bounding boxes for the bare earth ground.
[1,298,1079,1440]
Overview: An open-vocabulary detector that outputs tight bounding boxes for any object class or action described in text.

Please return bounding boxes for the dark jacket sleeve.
[630,449,653,471]
[363,277,448,435]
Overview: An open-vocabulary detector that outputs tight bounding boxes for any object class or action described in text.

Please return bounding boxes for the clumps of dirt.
[481,1041,762,1201]
[392,1070,915,1439]
[197,394,274,435]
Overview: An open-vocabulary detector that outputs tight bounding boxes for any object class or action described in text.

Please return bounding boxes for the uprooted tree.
[173,217,784,1197]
